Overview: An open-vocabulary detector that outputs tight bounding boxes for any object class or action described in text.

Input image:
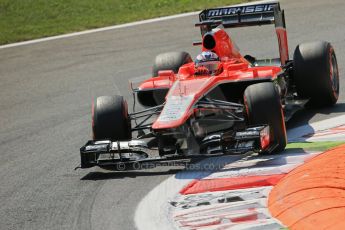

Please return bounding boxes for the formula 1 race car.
[80,1,339,169]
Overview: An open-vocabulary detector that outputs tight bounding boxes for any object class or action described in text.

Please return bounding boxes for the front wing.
[79,125,270,170]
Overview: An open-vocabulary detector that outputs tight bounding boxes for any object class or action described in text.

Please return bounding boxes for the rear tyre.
[293,41,339,107]
[244,82,287,154]
[152,51,192,77]
[92,96,131,140]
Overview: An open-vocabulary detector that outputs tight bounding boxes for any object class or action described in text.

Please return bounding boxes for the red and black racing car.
[80,1,339,169]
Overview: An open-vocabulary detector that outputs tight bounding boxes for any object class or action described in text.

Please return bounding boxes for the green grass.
[286,141,345,152]
[0,0,250,45]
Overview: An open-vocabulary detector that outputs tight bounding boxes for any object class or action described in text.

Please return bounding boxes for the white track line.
[0,11,199,50]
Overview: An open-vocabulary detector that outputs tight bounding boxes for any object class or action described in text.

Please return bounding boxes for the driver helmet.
[195,51,221,75]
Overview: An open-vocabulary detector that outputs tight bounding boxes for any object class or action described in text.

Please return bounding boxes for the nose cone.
[152,77,212,130]
[152,95,194,129]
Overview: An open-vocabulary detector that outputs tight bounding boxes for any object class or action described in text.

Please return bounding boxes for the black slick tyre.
[244,82,287,154]
[152,51,192,77]
[92,96,131,140]
[293,41,339,106]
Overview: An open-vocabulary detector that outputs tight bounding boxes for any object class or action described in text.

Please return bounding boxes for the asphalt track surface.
[0,0,345,229]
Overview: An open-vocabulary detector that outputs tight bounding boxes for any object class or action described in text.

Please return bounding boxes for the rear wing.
[197,1,289,64]
[198,1,285,29]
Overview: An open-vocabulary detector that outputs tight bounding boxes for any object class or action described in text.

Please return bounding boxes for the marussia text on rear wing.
[197,0,289,65]
[198,1,285,29]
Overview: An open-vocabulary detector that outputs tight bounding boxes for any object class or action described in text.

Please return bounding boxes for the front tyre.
[244,82,287,154]
[151,51,192,105]
[92,96,131,140]
[152,51,192,77]
[293,41,339,106]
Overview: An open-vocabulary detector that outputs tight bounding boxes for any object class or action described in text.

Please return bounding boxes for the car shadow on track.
[81,169,182,180]
[174,148,312,180]
[287,102,345,129]
[174,154,253,180]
